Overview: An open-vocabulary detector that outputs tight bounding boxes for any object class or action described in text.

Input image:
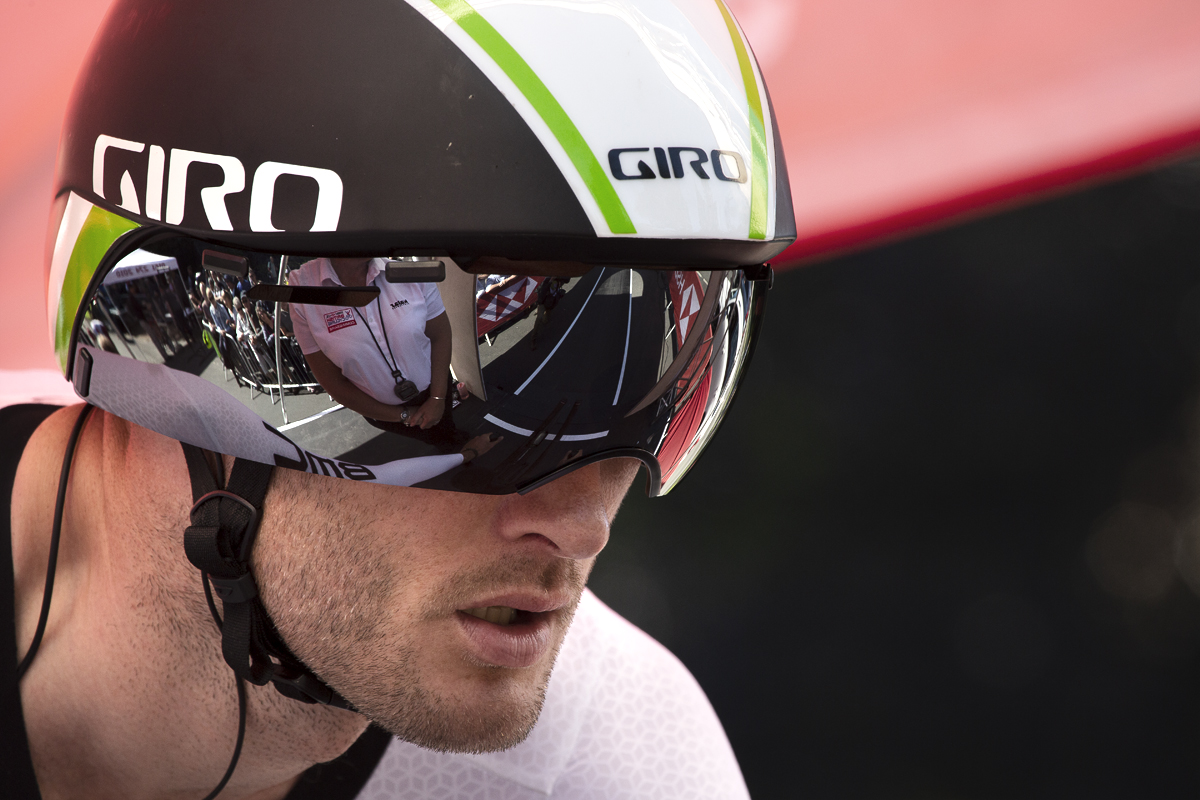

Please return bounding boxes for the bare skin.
[11,406,637,799]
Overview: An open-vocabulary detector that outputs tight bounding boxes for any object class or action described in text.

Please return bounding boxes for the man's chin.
[362,667,552,754]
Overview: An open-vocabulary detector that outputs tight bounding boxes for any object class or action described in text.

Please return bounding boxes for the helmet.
[47,0,795,498]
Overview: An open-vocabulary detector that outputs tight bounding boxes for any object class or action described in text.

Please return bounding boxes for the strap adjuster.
[190,490,259,561]
[210,571,258,604]
[191,489,259,528]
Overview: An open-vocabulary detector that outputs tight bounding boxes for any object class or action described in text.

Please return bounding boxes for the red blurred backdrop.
[3,0,1199,374]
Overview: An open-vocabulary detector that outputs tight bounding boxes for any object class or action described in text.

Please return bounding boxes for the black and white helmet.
[47,0,795,496]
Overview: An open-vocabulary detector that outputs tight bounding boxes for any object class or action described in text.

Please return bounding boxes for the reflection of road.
[478,269,666,441]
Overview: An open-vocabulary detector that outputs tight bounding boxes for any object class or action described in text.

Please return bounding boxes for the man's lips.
[453,592,572,668]
[460,592,571,616]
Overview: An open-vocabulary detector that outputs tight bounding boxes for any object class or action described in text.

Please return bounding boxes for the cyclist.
[4,0,794,797]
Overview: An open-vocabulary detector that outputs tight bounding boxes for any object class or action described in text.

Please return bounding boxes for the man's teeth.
[464,606,518,625]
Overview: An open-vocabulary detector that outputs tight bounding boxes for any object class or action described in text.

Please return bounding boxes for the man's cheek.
[575,555,600,584]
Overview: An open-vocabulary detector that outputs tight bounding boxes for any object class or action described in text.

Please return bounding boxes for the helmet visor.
[52,196,766,496]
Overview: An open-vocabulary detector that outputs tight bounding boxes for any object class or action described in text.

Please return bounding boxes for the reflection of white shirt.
[289,259,446,404]
[360,590,750,799]
[234,310,255,340]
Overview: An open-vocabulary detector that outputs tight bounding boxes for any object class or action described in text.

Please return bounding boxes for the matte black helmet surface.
[48,0,794,496]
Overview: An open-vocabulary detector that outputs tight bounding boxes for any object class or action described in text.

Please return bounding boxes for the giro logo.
[92,134,343,232]
[608,147,748,183]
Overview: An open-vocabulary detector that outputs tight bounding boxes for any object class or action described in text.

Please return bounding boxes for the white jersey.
[288,258,447,403]
[360,590,750,800]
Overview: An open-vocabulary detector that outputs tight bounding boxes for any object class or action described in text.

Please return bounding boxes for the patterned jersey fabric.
[360,590,749,799]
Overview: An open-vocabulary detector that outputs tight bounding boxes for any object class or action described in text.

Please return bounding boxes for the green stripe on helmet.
[715,0,769,240]
[55,205,139,370]
[431,0,637,235]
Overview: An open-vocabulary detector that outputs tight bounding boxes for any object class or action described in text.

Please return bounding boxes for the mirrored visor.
[54,201,766,496]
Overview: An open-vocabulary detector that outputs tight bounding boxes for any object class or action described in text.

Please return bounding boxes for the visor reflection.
[74,235,762,495]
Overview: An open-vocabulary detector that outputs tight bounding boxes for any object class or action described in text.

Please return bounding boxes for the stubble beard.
[256,490,588,753]
[346,557,585,753]
[347,620,561,753]
[340,568,583,758]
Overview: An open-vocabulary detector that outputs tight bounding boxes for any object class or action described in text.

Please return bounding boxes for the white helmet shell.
[407,0,788,243]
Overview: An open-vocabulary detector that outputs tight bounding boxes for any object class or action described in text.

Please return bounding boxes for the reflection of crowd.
[191,269,318,393]
[81,253,322,397]
[78,271,202,361]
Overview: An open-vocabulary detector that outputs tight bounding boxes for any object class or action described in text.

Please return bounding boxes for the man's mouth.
[454,596,568,667]
[462,606,525,626]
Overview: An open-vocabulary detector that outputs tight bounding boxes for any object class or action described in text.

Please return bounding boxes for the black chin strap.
[180,443,352,710]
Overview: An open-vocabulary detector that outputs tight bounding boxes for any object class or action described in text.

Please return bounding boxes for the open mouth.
[455,602,560,667]
[460,606,537,626]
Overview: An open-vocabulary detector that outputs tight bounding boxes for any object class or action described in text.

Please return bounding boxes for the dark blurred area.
[589,156,1200,798]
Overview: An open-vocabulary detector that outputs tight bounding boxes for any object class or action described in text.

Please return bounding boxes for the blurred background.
[593,155,1200,798]
[6,0,1200,797]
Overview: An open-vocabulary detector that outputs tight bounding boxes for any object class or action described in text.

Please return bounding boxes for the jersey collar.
[315,257,387,288]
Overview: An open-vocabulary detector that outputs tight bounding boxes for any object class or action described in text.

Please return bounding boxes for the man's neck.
[329,257,373,287]
[10,407,365,799]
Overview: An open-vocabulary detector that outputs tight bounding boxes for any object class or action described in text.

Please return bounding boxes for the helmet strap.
[179,443,352,710]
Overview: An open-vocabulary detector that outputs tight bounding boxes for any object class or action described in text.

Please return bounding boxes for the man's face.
[252,458,640,753]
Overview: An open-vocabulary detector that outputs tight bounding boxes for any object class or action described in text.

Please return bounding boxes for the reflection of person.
[289,257,465,449]
[231,295,255,342]
[531,276,567,350]
[255,299,319,387]
[476,273,521,295]
[206,286,234,335]
[255,300,274,338]
[232,295,275,381]
[87,318,118,354]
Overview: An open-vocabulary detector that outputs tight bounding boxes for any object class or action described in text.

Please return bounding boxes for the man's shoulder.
[287,259,329,298]
[356,590,749,799]
[291,258,326,279]
[560,588,704,708]
[534,591,751,798]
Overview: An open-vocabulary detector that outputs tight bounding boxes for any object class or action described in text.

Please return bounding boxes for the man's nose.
[492,460,638,561]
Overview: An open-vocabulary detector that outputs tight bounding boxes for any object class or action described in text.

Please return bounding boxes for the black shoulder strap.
[1,404,61,800]
[180,443,351,709]
[285,724,393,800]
